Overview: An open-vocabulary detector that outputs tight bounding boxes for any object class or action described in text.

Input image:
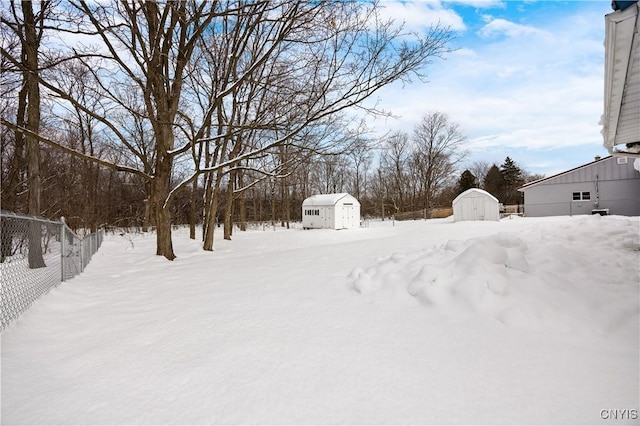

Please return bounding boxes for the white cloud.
[444,0,506,8]
[378,1,466,32]
[363,4,610,176]
[478,18,550,38]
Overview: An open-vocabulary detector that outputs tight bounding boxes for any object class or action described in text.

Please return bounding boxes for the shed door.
[341,205,351,228]
[323,207,333,228]
[470,198,485,220]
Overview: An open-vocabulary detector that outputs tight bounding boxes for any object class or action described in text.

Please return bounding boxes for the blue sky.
[365,0,616,176]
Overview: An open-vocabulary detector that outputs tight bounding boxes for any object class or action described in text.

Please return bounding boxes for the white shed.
[452,188,500,222]
[302,193,360,230]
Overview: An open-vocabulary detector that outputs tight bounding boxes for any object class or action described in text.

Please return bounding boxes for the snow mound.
[349,216,640,336]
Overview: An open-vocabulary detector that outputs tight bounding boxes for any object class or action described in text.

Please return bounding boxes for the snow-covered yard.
[2,215,639,424]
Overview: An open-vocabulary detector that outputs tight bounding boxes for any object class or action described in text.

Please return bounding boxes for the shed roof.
[302,193,359,206]
[602,2,640,157]
[452,188,499,204]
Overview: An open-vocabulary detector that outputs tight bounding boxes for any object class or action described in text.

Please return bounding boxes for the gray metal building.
[519,156,640,217]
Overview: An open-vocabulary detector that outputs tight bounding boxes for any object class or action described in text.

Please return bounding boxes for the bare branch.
[1,118,151,179]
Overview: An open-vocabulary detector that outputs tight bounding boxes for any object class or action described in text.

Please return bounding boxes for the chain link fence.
[1,210,104,331]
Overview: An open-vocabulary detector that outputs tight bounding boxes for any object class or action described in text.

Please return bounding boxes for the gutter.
[602,2,640,158]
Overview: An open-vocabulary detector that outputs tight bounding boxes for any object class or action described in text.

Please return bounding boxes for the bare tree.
[1,1,455,260]
[467,160,491,189]
[347,138,374,202]
[370,163,390,219]
[380,131,410,213]
[2,0,52,267]
[174,0,455,251]
[52,61,108,232]
[23,0,44,268]
[12,1,219,259]
[412,112,467,213]
[0,4,25,214]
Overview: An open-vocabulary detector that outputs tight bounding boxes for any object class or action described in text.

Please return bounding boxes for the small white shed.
[452,188,500,222]
[302,193,361,230]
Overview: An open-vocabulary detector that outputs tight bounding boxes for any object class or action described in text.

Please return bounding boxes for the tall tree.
[467,160,491,190]
[1,1,455,259]
[412,112,467,213]
[19,0,218,260]
[500,156,525,204]
[180,1,455,250]
[380,131,410,213]
[455,170,477,195]
[0,4,25,214]
[9,0,49,268]
[483,164,503,199]
[347,138,373,202]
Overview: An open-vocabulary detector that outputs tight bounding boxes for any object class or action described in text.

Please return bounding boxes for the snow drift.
[2,215,638,425]
[349,215,639,337]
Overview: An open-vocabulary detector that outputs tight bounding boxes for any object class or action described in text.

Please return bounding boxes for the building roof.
[602,2,640,157]
[452,188,499,204]
[519,156,613,191]
[302,193,360,206]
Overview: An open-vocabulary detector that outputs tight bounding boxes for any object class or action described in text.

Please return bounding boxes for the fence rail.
[0,210,104,331]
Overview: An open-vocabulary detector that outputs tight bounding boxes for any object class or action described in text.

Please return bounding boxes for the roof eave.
[602,3,640,158]
[518,156,612,191]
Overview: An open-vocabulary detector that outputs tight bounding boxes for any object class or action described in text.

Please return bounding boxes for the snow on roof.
[452,188,499,204]
[302,193,359,206]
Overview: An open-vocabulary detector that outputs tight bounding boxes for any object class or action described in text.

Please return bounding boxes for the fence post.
[60,217,66,282]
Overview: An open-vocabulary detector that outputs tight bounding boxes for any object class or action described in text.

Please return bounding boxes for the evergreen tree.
[455,170,477,196]
[483,164,503,199]
[500,157,525,204]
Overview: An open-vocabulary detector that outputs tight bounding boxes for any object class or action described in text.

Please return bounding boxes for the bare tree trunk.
[202,170,213,241]
[143,179,153,232]
[155,206,173,258]
[1,219,14,262]
[253,188,259,222]
[270,182,276,227]
[153,149,175,260]
[280,178,286,228]
[23,0,45,268]
[201,142,215,241]
[85,160,96,232]
[237,171,247,231]
[189,177,198,240]
[282,179,290,229]
[5,83,28,213]
[142,198,150,232]
[81,131,100,232]
[223,177,234,240]
[203,168,223,251]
